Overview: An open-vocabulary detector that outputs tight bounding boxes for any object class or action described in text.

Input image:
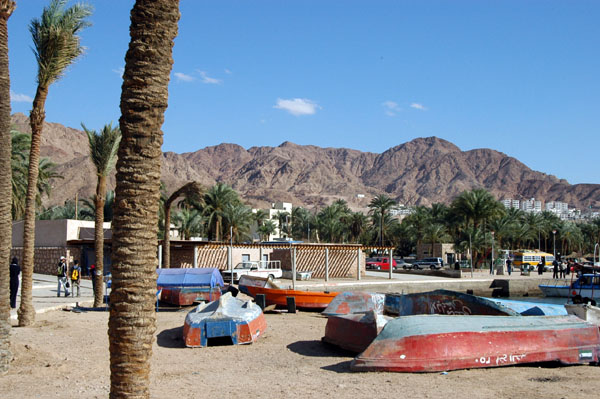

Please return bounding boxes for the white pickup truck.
[222,260,283,283]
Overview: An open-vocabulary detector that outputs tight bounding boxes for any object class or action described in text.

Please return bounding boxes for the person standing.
[70,260,82,297]
[57,256,70,297]
[90,263,96,292]
[552,259,559,279]
[9,257,21,308]
[537,258,544,275]
[506,258,512,276]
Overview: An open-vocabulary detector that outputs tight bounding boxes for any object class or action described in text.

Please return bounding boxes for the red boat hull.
[352,320,600,372]
[160,287,222,306]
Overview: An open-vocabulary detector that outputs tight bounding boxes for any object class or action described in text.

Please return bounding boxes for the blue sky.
[8,1,600,185]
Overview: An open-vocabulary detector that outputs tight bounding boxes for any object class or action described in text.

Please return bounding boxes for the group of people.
[56,256,82,297]
[8,255,94,309]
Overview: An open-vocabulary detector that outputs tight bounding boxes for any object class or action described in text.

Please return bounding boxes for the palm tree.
[79,190,116,221]
[18,0,92,326]
[0,0,16,374]
[108,2,179,396]
[423,223,449,258]
[223,203,253,242]
[11,131,62,220]
[257,219,277,241]
[368,194,396,246]
[203,183,240,241]
[83,122,121,307]
[172,208,204,240]
[162,181,203,268]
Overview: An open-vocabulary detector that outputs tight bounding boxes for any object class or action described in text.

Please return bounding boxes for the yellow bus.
[512,251,555,271]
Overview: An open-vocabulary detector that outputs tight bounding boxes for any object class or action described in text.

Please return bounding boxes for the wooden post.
[325,247,329,282]
[292,247,297,290]
[389,248,393,279]
[357,248,361,281]
[157,245,162,269]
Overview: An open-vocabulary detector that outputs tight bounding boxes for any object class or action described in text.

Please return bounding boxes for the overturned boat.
[157,268,225,306]
[323,310,392,353]
[239,275,339,310]
[322,292,386,316]
[351,314,600,373]
[183,292,267,347]
[384,289,520,316]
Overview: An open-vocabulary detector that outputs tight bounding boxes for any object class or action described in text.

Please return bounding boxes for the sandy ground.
[1,296,599,399]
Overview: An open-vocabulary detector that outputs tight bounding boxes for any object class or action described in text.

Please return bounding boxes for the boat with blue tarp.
[157,268,225,306]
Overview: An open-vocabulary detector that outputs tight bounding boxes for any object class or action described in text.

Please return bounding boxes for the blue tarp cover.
[156,268,224,288]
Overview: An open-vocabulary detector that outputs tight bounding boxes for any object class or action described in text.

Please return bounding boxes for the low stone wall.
[10,246,82,275]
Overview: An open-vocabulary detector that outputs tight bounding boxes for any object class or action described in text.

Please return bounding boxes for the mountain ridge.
[10,113,600,212]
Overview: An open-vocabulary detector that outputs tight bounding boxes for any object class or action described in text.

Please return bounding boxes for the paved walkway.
[9,273,97,320]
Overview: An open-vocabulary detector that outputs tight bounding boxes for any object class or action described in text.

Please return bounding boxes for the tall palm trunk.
[0,0,15,374]
[17,85,48,327]
[163,203,172,268]
[92,175,106,307]
[108,1,179,397]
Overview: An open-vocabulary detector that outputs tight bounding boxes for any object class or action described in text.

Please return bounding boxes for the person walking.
[9,257,21,308]
[57,256,70,297]
[506,258,512,276]
[537,258,544,275]
[70,260,82,297]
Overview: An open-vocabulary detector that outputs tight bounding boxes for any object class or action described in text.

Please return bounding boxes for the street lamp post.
[490,231,495,275]
[469,231,473,278]
[552,230,557,259]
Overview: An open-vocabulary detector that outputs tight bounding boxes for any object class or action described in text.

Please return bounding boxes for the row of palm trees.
[39,182,600,265]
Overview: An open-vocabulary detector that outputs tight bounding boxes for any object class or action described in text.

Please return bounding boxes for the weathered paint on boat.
[351,314,600,373]
[322,292,386,316]
[239,275,339,310]
[183,292,266,347]
[487,298,567,316]
[384,289,519,316]
[322,311,392,353]
[160,286,222,306]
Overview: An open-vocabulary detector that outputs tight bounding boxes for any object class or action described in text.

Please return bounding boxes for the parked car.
[412,257,444,270]
[394,259,412,270]
[221,260,282,282]
[366,257,397,271]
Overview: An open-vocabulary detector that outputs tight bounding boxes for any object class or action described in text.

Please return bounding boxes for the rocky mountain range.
[11,113,600,212]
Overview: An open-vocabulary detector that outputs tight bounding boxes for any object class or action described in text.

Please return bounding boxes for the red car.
[366,257,397,271]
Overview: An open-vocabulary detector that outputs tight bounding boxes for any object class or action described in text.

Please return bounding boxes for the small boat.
[539,274,600,299]
[384,289,519,316]
[322,311,392,353]
[157,268,225,306]
[183,292,267,347]
[238,275,339,310]
[566,303,600,324]
[322,292,386,316]
[351,314,600,373]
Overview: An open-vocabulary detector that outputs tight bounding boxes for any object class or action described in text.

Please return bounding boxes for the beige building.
[416,242,456,265]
